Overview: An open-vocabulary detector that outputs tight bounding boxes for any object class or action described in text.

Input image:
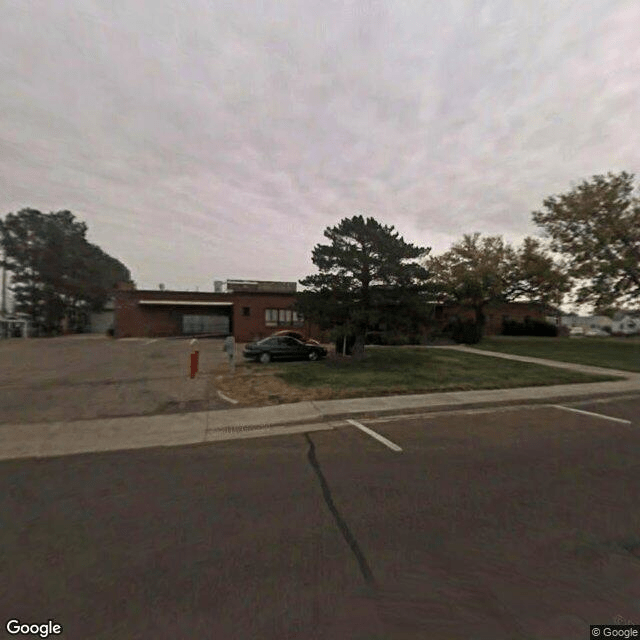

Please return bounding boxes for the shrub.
[502,319,558,337]
[364,332,422,346]
[451,320,482,344]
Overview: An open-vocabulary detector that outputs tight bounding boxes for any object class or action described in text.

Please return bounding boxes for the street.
[1,396,640,639]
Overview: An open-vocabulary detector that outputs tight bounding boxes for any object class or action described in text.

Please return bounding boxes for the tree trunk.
[474,304,486,339]
[351,333,366,360]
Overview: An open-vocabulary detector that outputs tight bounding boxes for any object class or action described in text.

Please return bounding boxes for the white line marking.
[552,405,631,424]
[143,339,158,345]
[346,419,403,452]
[217,390,239,404]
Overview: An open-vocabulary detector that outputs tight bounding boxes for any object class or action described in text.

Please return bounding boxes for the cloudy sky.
[1,0,639,293]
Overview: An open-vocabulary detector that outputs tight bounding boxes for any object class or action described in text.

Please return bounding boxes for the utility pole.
[1,260,5,316]
[1,254,6,340]
[1,249,6,316]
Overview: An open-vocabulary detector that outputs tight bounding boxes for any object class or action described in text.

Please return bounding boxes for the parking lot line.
[551,405,632,424]
[217,390,239,404]
[346,419,403,452]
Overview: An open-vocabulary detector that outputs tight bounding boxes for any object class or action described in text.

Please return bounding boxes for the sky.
[1,0,639,304]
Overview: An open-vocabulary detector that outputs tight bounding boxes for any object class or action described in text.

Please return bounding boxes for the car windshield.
[256,338,276,346]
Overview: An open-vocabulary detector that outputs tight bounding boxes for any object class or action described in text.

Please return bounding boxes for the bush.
[502,319,558,337]
[451,320,482,344]
[364,331,422,346]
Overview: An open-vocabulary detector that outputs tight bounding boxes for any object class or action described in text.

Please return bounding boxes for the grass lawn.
[475,336,640,373]
[253,347,615,400]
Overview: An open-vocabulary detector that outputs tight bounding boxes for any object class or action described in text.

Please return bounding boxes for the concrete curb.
[2,348,639,460]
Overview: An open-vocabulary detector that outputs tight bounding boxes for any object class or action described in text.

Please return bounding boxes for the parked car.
[270,330,321,346]
[244,336,328,363]
[569,327,585,337]
[584,328,609,337]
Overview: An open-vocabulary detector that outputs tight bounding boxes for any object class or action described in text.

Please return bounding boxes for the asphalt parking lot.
[1,396,639,639]
[0,336,230,423]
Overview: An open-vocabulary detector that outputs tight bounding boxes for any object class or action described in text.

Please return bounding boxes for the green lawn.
[275,347,618,395]
[475,336,640,373]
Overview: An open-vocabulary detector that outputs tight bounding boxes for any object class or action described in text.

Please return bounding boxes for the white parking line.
[346,419,403,452]
[217,390,239,404]
[552,405,632,424]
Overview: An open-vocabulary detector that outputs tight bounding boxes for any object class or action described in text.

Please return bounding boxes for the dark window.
[434,305,443,320]
[266,308,302,327]
[242,307,250,316]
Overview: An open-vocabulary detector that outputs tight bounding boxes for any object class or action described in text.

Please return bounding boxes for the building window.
[265,309,278,326]
[243,307,250,316]
[265,308,304,327]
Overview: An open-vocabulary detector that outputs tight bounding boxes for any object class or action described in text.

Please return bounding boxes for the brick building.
[113,280,319,342]
[435,301,561,336]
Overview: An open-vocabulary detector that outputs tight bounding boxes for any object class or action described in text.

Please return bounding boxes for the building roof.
[226,280,296,294]
[138,300,233,306]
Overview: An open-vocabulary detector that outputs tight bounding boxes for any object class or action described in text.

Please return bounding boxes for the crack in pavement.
[304,432,376,588]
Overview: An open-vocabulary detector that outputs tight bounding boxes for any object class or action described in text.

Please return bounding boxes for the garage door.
[90,311,114,334]
[182,314,230,335]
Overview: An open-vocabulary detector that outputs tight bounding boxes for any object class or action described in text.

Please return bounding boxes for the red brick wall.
[114,290,322,341]
[439,302,553,335]
[230,293,319,342]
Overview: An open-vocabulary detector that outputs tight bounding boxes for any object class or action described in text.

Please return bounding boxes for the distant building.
[113,280,315,341]
[0,312,29,338]
[560,314,613,331]
[435,301,561,335]
[560,311,640,335]
[611,311,640,335]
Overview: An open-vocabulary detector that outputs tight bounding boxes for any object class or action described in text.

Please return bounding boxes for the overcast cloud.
[1,0,639,293]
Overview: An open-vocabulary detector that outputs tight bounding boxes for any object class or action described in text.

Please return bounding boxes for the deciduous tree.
[0,208,131,332]
[428,233,568,339]
[532,171,640,308]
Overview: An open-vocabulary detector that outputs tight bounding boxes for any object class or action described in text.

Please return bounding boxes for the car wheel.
[260,352,272,364]
[308,351,319,361]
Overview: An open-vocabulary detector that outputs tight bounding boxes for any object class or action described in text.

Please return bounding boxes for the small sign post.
[190,338,199,379]
[223,335,236,374]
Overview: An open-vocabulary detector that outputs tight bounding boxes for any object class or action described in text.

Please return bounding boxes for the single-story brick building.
[434,301,561,335]
[113,280,319,342]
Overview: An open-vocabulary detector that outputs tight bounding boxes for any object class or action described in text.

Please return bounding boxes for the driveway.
[0,336,231,423]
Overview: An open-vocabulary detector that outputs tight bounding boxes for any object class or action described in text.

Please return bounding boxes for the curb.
[226,390,640,431]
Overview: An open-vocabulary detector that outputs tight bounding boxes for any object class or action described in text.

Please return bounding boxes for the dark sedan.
[243,336,327,364]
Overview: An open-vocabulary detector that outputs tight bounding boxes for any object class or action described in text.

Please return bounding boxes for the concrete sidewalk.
[2,348,639,460]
